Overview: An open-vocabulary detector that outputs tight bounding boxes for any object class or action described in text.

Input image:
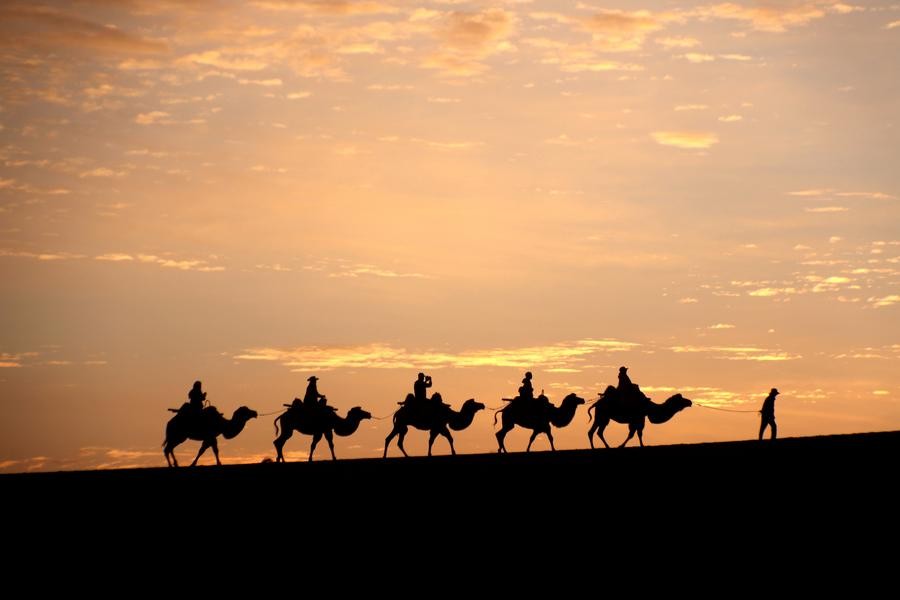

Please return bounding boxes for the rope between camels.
[693,402,759,414]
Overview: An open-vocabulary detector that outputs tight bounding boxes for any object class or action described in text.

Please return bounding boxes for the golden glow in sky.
[1,0,899,472]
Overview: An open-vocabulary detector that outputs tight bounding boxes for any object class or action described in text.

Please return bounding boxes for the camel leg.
[274,428,293,463]
[384,425,401,458]
[164,445,177,467]
[597,418,611,449]
[637,426,644,448]
[441,427,456,456]
[397,427,409,457]
[619,425,636,448]
[210,438,221,465]
[325,430,336,461]
[588,422,598,449]
[309,433,322,462]
[526,429,541,452]
[496,425,513,453]
[546,429,555,451]
[191,440,211,466]
[428,430,439,456]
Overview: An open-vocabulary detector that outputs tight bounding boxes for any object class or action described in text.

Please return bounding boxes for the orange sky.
[1,0,899,472]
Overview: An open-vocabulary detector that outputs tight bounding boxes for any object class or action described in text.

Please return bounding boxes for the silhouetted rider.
[188,380,206,412]
[518,371,534,401]
[414,372,432,403]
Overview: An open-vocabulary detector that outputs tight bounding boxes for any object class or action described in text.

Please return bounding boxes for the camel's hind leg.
[620,425,637,448]
[164,443,179,467]
[588,422,599,449]
[384,424,409,458]
[309,433,323,462]
[596,418,611,449]
[430,426,454,456]
[274,427,293,463]
[396,427,410,457]
[526,429,542,452]
[496,424,513,453]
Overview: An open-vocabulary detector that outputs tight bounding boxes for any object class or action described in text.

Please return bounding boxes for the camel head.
[461,398,486,413]
[234,406,259,421]
[667,394,692,412]
[562,393,586,407]
[347,406,372,421]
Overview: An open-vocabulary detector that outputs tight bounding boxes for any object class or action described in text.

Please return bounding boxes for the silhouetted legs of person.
[759,416,777,440]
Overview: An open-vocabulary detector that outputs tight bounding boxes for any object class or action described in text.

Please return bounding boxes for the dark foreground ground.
[3,432,898,571]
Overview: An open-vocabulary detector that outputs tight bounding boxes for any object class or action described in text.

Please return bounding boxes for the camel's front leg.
[636,425,644,447]
[324,430,336,461]
[309,433,322,462]
[546,428,555,451]
[588,422,599,449]
[439,426,455,455]
[210,438,221,465]
[191,440,211,466]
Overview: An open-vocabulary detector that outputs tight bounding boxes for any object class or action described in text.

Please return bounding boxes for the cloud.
[674,104,708,111]
[134,111,170,125]
[423,8,516,76]
[694,2,831,33]
[239,78,283,86]
[888,20,900,30]
[79,167,125,178]
[0,4,168,55]
[708,323,736,329]
[304,258,431,279]
[683,52,715,63]
[651,131,719,149]
[835,191,896,200]
[869,295,900,308]
[235,338,640,372]
[718,114,743,122]
[0,249,84,261]
[95,253,135,262]
[805,206,848,213]
[181,50,270,72]
[0,351,39,368]
[670,344,801,361]
[655,36,700,49]
[788,188,834,197]
[251,1,397,14]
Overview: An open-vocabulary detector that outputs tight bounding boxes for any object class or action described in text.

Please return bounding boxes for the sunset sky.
[1,0,898,472]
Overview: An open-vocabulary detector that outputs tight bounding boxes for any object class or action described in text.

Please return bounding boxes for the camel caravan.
[163,367,693,466]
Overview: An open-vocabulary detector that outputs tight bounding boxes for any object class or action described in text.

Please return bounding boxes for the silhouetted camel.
[273,404,372,462]
[494,393,585,453]
[587,385,692,448]
[163,406,257,467]
[383,395,485,457]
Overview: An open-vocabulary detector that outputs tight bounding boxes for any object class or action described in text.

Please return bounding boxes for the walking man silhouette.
[759,388,779,440]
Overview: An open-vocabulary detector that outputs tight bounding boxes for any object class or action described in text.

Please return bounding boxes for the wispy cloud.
[869,295,900,308]
[651,131,719,149]
[670,345,801,361]
[235,338,640,372]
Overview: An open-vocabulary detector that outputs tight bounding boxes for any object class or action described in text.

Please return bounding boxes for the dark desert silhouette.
[587,386,692,448]
[163,405,258,467]
[494,392,585,452]
[273,401,372,462]
[384,395,485,457]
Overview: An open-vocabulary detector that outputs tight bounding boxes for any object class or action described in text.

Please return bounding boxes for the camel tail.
[274,414,282,436]
[493,405,507,427]
[587,402,596,422]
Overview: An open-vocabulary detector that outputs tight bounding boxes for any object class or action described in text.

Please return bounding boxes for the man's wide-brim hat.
[619,366,628,372]
[308,376,319,381]
[770,388,779,395]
